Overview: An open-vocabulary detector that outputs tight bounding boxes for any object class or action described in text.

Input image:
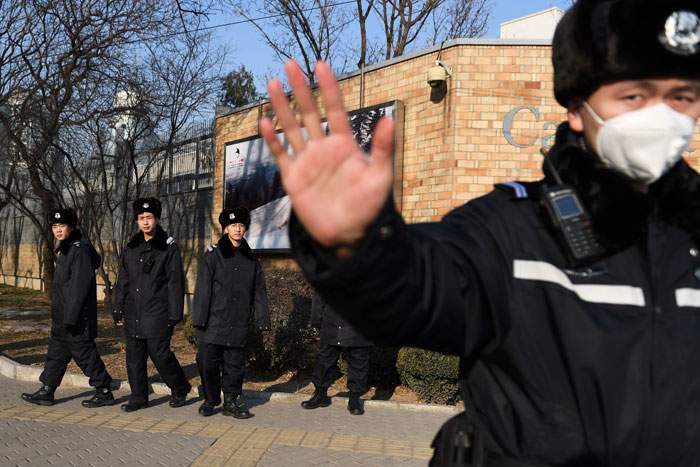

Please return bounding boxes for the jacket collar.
[544,123,700,252]
[56,229,82,255]
[217,235,254,259]
[127,224,169,250]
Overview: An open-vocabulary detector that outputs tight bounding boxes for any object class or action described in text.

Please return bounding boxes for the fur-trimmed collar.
[127,225,170,250]
[544,123,700,252]
[217,235,254,259]
[56,229,82,254]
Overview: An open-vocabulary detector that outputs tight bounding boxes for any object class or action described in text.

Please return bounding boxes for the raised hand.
[260,61,395,248]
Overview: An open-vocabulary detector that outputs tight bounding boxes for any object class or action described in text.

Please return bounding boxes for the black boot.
[348,392,365,415]
[81,386,114,408]
[21,384,55,406]
[169,383,192,408]
[222,393,252,419]
[198,401,217,417]
[121,400,149,412]
[301,386,331,410]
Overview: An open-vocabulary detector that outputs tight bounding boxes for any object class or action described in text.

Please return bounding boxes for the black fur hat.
[49,208,76,227]
[132,197,162,219]
[219,207,251,230]
[553,0,700,107]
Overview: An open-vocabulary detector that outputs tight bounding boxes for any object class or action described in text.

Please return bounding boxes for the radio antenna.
[540,147,564,186]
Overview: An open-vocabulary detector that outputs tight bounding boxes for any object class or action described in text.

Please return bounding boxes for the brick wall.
[214,39,700,233]
[5,39,700,287]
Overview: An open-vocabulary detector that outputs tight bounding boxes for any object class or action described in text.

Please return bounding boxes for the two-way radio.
[540,148,605,265]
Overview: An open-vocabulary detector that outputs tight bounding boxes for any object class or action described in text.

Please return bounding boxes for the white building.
[500,7,564,40]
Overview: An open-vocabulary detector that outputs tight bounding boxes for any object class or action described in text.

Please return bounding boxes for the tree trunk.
[102,282,113,315]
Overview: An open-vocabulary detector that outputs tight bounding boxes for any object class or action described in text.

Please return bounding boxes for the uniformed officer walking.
[113,198,191,412]
[261,0,700,465]
[192,207,270,418]
[22,208,114,407]
[302,291,372,415]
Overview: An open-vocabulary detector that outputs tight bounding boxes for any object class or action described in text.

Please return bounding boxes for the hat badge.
[660,10,700,56]
[143,202,149,208]
[229,213,235,220]
[54,213,61,219]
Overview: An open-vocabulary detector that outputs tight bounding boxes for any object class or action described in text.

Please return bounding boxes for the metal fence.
[165,120,214,195]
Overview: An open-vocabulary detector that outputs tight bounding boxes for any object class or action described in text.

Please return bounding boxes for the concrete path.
[0,375,453,466]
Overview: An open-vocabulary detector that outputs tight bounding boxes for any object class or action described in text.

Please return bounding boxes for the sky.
[210,0,572,92]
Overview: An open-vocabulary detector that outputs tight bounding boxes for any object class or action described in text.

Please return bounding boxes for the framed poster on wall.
[223,100,403,251]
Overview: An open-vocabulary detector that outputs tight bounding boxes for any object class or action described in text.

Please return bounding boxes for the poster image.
[223,101,400,250]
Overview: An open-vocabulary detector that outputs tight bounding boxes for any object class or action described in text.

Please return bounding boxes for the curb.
[0,354,459,415]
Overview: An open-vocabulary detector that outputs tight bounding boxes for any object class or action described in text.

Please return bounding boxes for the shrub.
[248,268,318,373]
[184,267,318,374]
[396,347,461,404]
[184,266,462,405]
[183,312,197,345]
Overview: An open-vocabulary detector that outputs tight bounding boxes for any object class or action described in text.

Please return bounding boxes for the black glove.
[112,310,123,324]
[65,323,82,335]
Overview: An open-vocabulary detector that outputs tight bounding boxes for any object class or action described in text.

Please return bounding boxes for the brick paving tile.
[0,374,453,466]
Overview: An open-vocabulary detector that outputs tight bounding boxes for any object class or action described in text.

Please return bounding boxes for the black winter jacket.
[290,123,700,467]
[51,229,102,340]
[191,236,270,347]
[113,225,185,339]
[310,292,373,347]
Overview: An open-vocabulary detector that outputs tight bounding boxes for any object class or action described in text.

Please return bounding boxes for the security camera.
[426,61,452,88]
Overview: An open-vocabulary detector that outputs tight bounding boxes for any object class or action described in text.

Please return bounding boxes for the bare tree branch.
[228,0,351,81]
[0,0,219,297]
[230,0,490,76]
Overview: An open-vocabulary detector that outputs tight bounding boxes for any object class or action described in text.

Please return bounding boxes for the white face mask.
[583,102,696,185]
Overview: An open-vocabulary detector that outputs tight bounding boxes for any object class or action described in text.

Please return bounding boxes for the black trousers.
[311,344,370,393]
[196,342,245,405]
[125,335,189,404]
[40,332,111,389]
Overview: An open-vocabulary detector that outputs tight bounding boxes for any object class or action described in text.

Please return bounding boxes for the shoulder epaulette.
[166,236,175,245]
[496,181,529,199]
[206,244,218,253]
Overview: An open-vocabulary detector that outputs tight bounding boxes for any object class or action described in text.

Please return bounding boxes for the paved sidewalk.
[0,375,453,466]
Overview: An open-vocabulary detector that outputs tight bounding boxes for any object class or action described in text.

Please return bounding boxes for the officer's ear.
[567,98,585,133]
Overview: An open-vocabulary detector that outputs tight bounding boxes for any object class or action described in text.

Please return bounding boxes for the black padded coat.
[191,236,270,347]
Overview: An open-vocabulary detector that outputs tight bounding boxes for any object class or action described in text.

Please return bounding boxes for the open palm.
[260,61,395,248]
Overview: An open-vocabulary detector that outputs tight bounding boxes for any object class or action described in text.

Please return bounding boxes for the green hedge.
[396,347,461,404]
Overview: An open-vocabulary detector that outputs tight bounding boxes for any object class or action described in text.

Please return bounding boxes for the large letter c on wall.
[503,106,540,148]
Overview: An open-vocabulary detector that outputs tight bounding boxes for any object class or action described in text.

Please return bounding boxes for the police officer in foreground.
[22,209,113,407]
[113,198,191,412]
[192,207,270,418]
[260,0,700,465]
[302,291,373,415]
